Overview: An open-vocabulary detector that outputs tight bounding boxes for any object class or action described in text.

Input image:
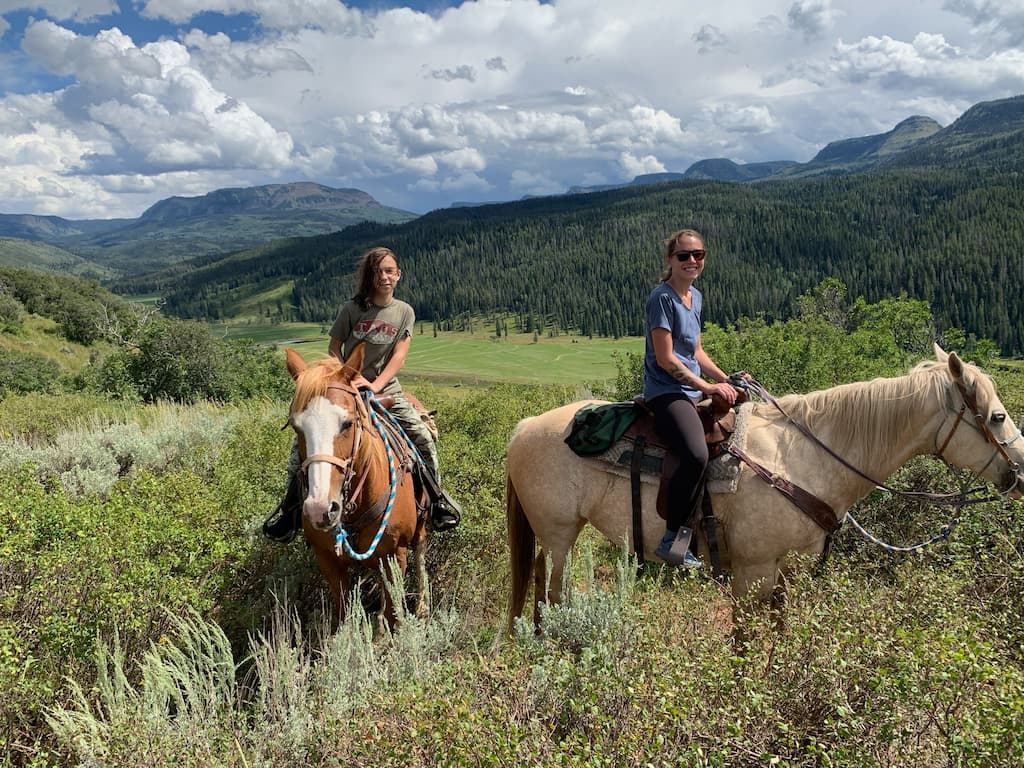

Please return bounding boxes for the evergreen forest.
[125,167,1024,353]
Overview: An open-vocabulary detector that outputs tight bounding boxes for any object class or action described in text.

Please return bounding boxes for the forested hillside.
[133,167,1024,353]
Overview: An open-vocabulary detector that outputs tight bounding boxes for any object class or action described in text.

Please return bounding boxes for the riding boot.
[430,488,462,532]
[418,466,461,532]
[262,474,303,543]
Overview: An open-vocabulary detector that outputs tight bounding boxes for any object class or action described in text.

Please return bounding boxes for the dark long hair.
[353,246,400,308]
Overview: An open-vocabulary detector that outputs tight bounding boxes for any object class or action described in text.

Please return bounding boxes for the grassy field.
[222,321,644,385]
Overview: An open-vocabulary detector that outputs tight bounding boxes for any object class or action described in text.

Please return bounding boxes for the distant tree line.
[126,168,1024,353]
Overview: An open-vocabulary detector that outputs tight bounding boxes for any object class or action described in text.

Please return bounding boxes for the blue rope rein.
[367,394,427,471]
[844,509,961,554]
[334,397,398,561]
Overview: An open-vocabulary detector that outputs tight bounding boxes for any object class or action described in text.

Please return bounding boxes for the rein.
[745,378,1005,508]
[333,398,398,561]
[741,375,1020,554]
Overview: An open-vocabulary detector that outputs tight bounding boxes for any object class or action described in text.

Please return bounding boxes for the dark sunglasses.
[672,248,706,262]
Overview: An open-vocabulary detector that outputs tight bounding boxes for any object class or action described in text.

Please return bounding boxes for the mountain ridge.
[0,182,417,275]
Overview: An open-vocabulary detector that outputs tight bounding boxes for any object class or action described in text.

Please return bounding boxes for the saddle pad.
[594,403,750,494]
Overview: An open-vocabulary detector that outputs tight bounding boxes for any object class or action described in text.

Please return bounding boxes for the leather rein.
[745,378,1021,510]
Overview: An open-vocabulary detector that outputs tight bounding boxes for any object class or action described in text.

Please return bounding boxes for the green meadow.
[222,321,645,385]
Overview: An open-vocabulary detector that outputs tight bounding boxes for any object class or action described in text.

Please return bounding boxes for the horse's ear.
[933,342,949,363]
[285,348,306,381]
[342,342,366,381]
[947,350,965,383]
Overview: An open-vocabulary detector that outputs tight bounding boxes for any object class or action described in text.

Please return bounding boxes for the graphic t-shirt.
[329,299,415,384]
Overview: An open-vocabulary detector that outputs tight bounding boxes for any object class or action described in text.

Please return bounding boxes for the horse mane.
[290,357,350,416]
[768,358,989,467]
[289,357,378,468]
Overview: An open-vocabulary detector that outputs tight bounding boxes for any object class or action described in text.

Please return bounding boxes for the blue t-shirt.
[643,282,703,400]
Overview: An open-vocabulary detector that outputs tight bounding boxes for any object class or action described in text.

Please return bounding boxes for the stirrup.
[262,479,303,544]
[429,493,461,532]
[655,527,701,569]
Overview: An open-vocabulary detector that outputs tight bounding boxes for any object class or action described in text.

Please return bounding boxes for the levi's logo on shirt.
[354,319,399,345]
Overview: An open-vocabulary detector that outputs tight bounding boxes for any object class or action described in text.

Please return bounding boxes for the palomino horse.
[507,346,1024,632]
[285,346,428,627]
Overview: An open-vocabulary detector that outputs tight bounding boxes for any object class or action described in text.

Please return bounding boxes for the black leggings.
[648,393,708,531]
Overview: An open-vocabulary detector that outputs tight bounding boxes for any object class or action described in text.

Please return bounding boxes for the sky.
[1,0,1023,220]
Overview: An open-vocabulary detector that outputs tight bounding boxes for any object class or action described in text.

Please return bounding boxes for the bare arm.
[652,328,738,403]
[328,335,343,361]
[367,334,411,395]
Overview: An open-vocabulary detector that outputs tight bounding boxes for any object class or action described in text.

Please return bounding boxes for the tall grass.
[4,377,1024,766]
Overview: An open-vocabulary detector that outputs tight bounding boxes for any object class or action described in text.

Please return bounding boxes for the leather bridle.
[934,380,1022,495]
[293,382,377,523]
[746,377,1018,506]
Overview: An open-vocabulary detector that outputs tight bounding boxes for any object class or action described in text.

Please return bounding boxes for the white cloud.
[831,32,1024,94]
[710,104,779,134]
[944,0,1024,46]
[0,0,117,21]
[3,0,1024,217]
[140,0,366,33]
[787,0,842,41]
[183,30,314,79]
[509,168,561,196]
[619,152,666,178]
[694,24,728,53]
[19,20,294,174]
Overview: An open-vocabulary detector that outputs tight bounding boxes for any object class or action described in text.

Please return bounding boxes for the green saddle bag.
[564,401,639,456]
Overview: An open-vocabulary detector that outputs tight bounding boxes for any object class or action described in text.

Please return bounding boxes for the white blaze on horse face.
[293,396,352,516]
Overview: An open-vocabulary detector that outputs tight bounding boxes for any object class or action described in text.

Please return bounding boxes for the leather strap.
[701,490,723,580]
[631,435,646,571]
[727,444,841,534]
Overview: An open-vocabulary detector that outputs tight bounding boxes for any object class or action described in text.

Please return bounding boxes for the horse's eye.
[991,412,1006,424]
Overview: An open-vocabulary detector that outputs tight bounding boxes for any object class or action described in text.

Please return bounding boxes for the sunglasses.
[672,249,706,262]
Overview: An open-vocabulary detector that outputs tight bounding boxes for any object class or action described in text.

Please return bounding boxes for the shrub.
[0,290,24,331]
[0,349,60,397]
[75,321,292,404]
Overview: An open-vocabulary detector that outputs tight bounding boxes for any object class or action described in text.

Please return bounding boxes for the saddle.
[624,391,747,520]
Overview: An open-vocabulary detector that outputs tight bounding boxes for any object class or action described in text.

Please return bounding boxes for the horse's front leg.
[313,547,350,629]
[729,561,779,648]
[380,547,409,631]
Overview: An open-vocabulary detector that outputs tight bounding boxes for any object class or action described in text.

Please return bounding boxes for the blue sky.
[1,0,1023,219]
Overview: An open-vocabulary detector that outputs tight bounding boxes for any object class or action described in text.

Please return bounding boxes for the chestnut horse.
[507,346,1024,632]
[285,346,428,627]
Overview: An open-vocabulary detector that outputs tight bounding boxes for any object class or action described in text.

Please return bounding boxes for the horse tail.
[506,470,535,637]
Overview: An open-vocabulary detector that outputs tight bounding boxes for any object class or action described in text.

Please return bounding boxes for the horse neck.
[774,369,947,486]
[355,417,392,506]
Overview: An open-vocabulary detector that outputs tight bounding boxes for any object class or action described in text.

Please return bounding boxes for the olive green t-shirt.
[328,299,414,385]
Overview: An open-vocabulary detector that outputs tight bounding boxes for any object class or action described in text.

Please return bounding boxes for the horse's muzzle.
[305,497,343,531]
[1005,471,1024,500]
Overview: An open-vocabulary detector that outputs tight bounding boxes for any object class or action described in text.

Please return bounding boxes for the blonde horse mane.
[289,357,350,416]
[769,358,989,467]
[289,356,375,467]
